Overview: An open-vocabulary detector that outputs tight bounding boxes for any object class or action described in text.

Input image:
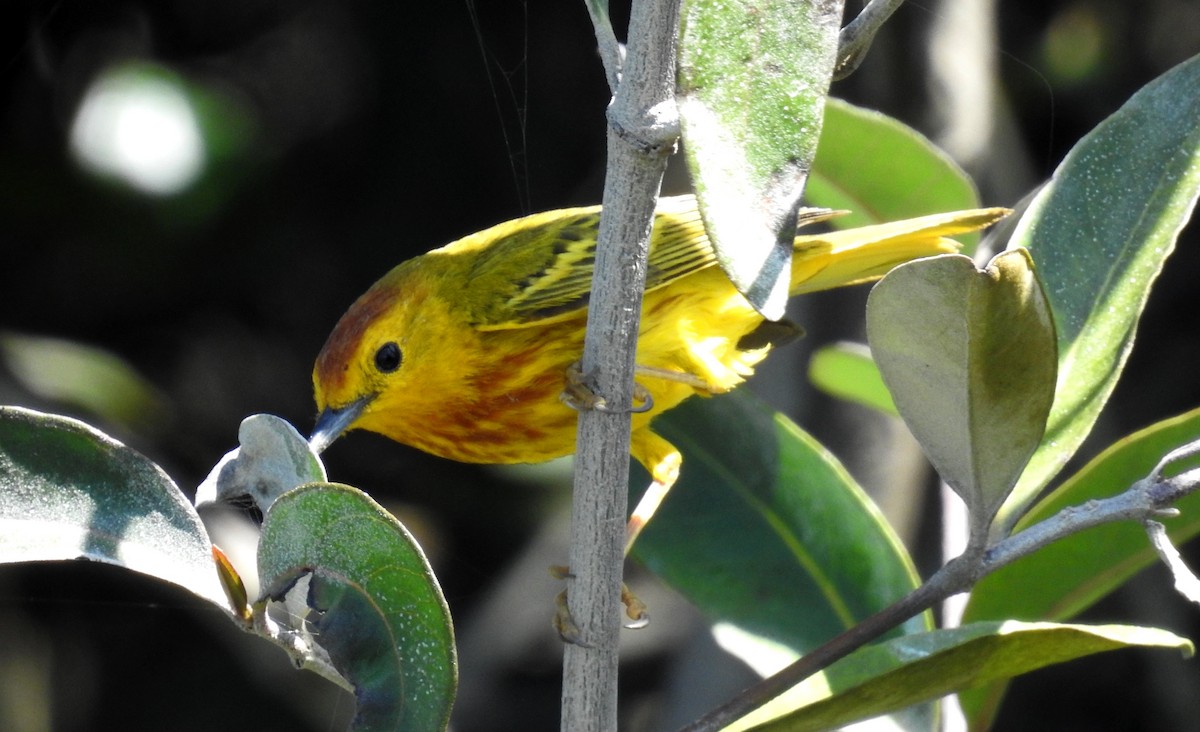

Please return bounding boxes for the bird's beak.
[310,394,374,454]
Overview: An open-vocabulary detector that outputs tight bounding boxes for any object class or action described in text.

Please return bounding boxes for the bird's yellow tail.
[789,207,1011,296]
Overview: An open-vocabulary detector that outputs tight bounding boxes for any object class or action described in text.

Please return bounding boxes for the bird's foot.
[550,565,650,646]
[560,361,654,414]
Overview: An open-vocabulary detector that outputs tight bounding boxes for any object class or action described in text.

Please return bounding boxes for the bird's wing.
[468,195,839,329]
[469,196,712,329]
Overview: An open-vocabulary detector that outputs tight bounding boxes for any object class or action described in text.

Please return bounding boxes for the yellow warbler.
[311,195,1006,518]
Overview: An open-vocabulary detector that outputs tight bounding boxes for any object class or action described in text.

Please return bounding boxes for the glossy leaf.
[678,0,842,319]
[998,52,1200,531]
[258,483,456,732]
[808,98,983,244]
[631,389,927,656]
[960,406,1200,727]
[0,406,229,610]
[728,621,1192,732]
[866,249,1057,532]
[807,342,897,416]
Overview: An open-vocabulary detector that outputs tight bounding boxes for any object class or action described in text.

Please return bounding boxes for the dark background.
[1,1,1198,730]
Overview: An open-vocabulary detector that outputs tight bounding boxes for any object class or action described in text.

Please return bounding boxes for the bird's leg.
[621,584,649,629]
[548,566,648,645]
[624,445,681,554]
[551,448,676,642]
[604,429,684,631]
[634,364,719,394]
[554,363,706,642]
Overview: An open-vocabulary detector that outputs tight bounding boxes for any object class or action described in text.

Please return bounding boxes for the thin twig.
[582,0,626,93]
[834,0,907,80]
[677,553,981,732]
[983,465,1200,571]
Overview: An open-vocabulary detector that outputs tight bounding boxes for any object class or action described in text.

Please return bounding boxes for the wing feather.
[470,196,715,329]
[465,194,838,329]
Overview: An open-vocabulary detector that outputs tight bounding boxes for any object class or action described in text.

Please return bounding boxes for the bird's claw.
[621,584,650,629]
[554,589,592,646]
[550,565,590,646]
[550,564,650,644]
[560,361,653,414]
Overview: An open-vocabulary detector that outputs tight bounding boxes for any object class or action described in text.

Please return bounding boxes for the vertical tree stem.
[561,0,681,729]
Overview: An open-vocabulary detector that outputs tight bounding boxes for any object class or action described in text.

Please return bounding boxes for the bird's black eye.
[374,342,402,373]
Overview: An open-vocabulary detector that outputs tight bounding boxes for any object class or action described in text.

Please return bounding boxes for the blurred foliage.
[0,1,1198,731]
[0,332,170,432]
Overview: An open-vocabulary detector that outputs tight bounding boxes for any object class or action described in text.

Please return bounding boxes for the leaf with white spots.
[996,52,1200,532]
[257,483,456,731]
[677,0,842,319]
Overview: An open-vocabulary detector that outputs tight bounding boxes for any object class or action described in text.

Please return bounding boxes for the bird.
[309,194,1008,551]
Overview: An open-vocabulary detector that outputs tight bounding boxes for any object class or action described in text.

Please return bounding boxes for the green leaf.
[0,406,229,610]
[727,621,1192,732]
[960,406,1200,727]
[866,250,1057,533]
[807,342,897,416]
[677,0,842,319]
[258,483,456,732]
[631,389,927,655]
[808,98,983,243]
[998,52,1200,530]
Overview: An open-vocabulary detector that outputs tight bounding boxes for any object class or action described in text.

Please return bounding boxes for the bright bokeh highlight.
[70,65,205,196]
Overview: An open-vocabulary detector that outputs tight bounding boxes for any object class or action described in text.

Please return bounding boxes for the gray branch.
[982,447,1200,575]
[562,1,681,730]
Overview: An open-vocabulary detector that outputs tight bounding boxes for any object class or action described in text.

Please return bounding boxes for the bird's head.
[310,263,472,454]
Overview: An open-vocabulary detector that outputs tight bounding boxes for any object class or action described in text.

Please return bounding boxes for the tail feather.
[789,207,1010,296]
